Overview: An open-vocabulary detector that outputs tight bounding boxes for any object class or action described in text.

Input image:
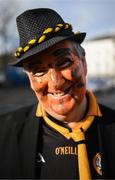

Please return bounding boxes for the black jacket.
[0,104,115,179]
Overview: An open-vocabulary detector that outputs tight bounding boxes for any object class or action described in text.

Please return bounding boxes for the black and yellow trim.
[15,23,79,58]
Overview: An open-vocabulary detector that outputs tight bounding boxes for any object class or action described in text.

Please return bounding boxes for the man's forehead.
[52,48,72,57]
[23,40,73,66]
[49,39,73,53]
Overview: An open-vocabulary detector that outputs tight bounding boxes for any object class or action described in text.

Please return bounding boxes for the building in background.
[83,34,115,91]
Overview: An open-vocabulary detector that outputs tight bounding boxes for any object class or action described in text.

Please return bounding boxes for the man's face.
[24,40,87,121]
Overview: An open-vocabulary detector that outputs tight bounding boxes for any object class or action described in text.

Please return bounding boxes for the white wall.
[83,38,115,78]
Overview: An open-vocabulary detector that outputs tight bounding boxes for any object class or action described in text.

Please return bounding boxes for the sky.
[0,0,115,49]
[16,0,115,38]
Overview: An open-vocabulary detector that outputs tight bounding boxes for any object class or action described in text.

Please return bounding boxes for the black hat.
[10,8,86,67]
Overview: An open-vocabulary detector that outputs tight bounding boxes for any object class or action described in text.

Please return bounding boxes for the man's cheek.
[29,76,47,93]
[71,64,83,81]
[76,86,86,103]
[62,64,81,81]
[75,76,86,88]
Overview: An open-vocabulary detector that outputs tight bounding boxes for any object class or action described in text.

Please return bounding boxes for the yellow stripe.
[86,90,102,117]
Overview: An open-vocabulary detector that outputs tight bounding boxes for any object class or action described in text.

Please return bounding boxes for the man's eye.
[56,58,73,69]
[32,71,47,77]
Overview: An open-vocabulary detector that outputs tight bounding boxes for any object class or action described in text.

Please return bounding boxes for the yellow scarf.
[36,90,102,180]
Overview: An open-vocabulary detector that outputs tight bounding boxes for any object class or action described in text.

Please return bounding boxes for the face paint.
[71,65,80,79]
[53,48,71,57]
[25,40,87,122]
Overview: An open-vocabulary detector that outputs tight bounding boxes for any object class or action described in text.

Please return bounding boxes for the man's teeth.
[52,86,72,96]
[54,92,65,96]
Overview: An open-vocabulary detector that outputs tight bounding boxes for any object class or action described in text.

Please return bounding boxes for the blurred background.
[0,0,115,114]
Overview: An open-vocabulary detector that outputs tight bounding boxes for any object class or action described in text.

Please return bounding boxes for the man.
[0,8,115,179]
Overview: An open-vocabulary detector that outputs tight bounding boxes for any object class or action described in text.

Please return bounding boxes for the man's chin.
[46,108,73,122]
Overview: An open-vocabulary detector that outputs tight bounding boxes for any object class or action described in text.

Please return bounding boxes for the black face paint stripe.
[77,82,85,88]
[75,76,85,88]
[71,65,80,78]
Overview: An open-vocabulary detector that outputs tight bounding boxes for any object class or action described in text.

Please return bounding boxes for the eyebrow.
[52,48,72,57]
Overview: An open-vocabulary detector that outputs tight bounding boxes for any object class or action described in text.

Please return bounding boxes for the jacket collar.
[19,104,41,178]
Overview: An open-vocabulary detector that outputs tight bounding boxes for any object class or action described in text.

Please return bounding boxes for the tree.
[0,0,18,68]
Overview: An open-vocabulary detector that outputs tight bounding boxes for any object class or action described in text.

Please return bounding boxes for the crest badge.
[93,152,102,176]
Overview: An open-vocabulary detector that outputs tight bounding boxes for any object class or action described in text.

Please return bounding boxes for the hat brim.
[9,32,86,67]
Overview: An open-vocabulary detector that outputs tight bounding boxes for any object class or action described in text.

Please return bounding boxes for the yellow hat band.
[15,23,74,58]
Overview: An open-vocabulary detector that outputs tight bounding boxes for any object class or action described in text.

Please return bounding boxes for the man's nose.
[48,69,66,91]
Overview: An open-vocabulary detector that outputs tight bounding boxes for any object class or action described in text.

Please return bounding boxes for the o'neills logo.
[55,146,78,155]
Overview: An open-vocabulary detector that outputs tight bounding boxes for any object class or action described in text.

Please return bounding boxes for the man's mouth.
[49,85,73,97]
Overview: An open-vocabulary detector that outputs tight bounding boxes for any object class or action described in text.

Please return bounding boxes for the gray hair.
[71,41,85,60]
